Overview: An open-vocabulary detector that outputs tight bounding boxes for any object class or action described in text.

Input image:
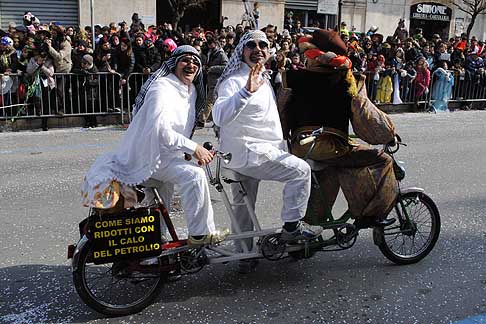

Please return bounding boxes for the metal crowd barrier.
[427,69,486,111]
[125,72,153,121]
[363,69,486,110]
[1,72,125,122]
[363,71,425,105]
[2,70,485,125]
[0,73,25,119]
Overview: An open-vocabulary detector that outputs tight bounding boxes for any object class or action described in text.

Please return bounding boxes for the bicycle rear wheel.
[73,241,165,317]
[374,191,440,265]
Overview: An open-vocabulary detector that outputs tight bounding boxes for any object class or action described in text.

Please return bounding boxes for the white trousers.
[228,150,311,252]
[150,158,215,236]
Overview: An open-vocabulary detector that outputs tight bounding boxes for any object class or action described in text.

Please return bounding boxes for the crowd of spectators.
[1,10,485,129]
[339,21,485,106]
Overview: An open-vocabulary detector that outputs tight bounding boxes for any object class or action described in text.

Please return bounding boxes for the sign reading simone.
[89,208,163,264]
[411,3,452,21]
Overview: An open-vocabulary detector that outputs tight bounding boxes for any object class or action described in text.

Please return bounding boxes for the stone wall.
[79,0,156,28]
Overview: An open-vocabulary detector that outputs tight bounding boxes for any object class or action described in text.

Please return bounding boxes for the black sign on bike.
[89,208,163,264]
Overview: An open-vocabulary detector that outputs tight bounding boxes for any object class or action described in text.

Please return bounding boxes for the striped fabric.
[215,30,270,96]
[131,45,205,129]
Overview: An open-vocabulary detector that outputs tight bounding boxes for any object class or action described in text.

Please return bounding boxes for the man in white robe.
[82,45,224,245]
[213,31,322,271]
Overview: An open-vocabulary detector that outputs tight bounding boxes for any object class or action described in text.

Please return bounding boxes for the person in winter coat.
[46,26,72,73]
[414,56,430,99]
[94,39,114,73]
[0,36,18,74]
[71,40,93,71]
[93,39,116,111]
[132,34,161,74]
[112,38,135,82]
[465,51,484,83]
[431,61,454,112]
[72,54,99,127]
[203,38,228,121]
[270,49,291,93]
[45,26,72,114]
[71,40,94,114]
[158,37,177,62]
[132,33,146,73]
[141,38,161,75]
[26,51,55,130]
[400,61,416,101]
[112,37,135,110]
[289,52,305,71]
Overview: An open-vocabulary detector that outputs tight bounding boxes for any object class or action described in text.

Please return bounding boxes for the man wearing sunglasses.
[82,46,227,246]
[213,30,322,273]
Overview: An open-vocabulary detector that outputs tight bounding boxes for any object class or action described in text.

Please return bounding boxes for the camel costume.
[279,29,398,224]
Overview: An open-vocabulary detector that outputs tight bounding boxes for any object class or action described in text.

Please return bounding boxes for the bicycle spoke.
[382,194,438,260]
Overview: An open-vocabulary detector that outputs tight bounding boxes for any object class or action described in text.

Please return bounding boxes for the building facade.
[220,0,486,41]
[1,0,484,41]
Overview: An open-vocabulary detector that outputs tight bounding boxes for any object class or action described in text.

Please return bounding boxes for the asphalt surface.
[1,110,486,324]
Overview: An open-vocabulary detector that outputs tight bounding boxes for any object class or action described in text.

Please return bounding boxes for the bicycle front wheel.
[374,191,440,265]
[73,241,165,317]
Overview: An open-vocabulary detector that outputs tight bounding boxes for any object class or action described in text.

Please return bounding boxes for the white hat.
[0,76,14,95]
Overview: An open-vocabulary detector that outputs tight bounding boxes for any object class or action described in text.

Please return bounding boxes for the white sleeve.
[212,78,253,127]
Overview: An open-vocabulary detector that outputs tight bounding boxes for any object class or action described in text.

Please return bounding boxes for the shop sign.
[411,3,452,21]
[89,209,163,264]
[318,0,338,15]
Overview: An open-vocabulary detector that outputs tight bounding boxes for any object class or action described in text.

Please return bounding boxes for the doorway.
[156,0,221,31]
[409,19,450,41]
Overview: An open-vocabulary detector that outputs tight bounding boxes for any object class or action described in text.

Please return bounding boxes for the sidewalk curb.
[1,103,484,132]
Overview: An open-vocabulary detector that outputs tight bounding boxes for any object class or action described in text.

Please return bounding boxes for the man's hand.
[192,144,213,165]
[245,62,266,93]
[45,39,52,47]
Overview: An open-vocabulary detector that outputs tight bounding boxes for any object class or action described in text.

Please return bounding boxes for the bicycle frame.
[145,153,283,264]
[300,129,419,231]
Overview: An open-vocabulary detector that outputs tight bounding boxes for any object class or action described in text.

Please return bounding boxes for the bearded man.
[212,31,322,273]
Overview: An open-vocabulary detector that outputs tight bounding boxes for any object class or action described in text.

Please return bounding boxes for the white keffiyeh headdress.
[215,30,270,96]
[132,45,205,123]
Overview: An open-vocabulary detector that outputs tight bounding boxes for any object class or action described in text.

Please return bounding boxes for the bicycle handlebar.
[299,136,316,146]
[298,127,324,146]
[298,128,406,154]
[203,142,232,164]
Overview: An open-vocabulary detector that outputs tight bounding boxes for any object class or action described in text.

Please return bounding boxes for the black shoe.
[354,217,396,229]
[238,259,259,274]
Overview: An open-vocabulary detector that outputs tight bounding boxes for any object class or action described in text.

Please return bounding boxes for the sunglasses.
[179,56,200,67]
[245,40,268,50]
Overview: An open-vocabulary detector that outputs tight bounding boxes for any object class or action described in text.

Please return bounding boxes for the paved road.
[1,111,486,324]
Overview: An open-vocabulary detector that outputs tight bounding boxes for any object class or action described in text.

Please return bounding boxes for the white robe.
[82,73,199,207]
[212,63,286,169]
[81,73,216,234]
[213,64,311,224]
